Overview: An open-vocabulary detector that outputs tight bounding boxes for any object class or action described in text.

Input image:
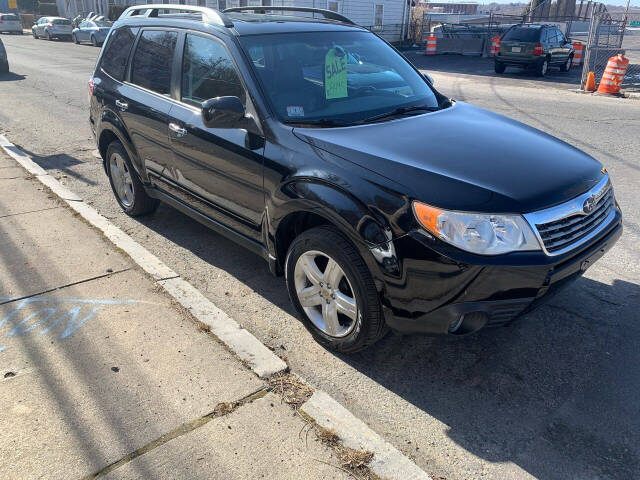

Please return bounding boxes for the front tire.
[32,30,38,39]
[285,226,387,353]
[106,141,158,216]
[494,61,506,74]
[560,55,572,72]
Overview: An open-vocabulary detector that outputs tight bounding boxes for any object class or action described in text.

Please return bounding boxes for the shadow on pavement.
[18,145,98,186]
[137,201,640,479]
[0,72,26,82]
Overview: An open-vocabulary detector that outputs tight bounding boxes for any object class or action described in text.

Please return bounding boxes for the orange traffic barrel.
[572,42,583,66]
[597,53,629,94]
[490,36,501,57]
[426,35,437,55]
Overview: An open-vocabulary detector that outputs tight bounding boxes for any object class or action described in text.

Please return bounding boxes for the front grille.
[535,185,614,254]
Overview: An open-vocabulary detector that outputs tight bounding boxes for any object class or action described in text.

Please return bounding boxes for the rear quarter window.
[100,27,138,82]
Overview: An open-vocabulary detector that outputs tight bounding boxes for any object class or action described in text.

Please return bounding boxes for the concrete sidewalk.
[0,150,351,480]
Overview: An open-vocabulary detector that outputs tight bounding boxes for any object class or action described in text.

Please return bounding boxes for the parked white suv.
[32,17,72,41]
[0,13,22,34]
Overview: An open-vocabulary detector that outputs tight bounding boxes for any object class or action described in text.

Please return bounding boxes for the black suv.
[89,6,621,352]
[495,24,575,76]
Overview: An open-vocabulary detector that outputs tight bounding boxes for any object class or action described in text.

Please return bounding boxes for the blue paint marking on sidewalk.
[0,297,139,352]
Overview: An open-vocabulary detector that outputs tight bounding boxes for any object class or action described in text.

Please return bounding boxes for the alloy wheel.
[293,251,358,338]
[109,152,134,208]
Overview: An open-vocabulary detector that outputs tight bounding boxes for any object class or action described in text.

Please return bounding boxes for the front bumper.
[381,208,622,335]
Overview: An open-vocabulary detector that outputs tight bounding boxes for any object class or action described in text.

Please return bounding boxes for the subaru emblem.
[583,195,597,214]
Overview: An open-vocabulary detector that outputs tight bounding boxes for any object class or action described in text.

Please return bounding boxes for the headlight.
[413,201,541,255]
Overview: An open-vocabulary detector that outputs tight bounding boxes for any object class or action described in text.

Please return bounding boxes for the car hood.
[293,102,604,213]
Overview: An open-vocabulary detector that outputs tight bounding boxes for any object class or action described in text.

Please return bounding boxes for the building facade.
[55,0,411,41]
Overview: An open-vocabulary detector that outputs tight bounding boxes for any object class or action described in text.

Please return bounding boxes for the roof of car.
[114,11,364,36]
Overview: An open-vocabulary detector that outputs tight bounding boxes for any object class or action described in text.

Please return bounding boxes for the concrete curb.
[1,134,432,479]
[0,133,285,379]
[302,391,432,480]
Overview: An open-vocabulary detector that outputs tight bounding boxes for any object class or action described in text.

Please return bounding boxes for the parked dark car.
[495,24,574,76]
[89,6,621,352]
[0,37,8,72]
[72,19,112,46]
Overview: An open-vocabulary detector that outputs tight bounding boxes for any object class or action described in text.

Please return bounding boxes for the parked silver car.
[0,13,22,34]
[72,19,112,46]
[0,38,8,72]
[32,17,72,41]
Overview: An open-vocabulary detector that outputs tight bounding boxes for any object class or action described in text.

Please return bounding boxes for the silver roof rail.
[120,4,233,28]
[223,6,356,26]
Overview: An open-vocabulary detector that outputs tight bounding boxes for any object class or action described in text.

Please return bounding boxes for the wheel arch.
[97,113,148,183]
[268,180,392,286]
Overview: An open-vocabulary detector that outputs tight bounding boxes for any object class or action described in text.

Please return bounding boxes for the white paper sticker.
[287,106,305,117]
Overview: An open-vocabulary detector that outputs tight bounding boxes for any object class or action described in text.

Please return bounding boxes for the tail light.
[534,43,543,55]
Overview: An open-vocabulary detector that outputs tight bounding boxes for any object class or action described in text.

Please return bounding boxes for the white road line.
[1,134,431,479]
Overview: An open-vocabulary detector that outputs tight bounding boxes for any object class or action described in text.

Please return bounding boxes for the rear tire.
[285,226,388,353]
[106,141,159,217]
[91,35,98,47]
[494,61,506,74]
[535,58,549,77]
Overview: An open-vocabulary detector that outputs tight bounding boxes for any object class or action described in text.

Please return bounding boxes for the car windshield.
[502,26,541,42]
[239,31,442,126]
[53,19,71,25]
[94,21,113,27]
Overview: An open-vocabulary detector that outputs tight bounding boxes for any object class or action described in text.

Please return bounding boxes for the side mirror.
[423,73,434,85]
[201,96,245,129]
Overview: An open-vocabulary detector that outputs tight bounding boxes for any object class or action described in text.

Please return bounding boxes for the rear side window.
[502,27,541,42]
[101,27,137,81]
[181,34,245,106]
[131,30,178,96]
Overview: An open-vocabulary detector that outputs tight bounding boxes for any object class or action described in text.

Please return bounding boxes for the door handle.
[169,123,187,137]
[115,99,128,111]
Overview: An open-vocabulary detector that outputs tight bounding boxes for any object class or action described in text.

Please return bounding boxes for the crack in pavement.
[84,386,270,480]
[0,206,63,219]
[0,268,132,306]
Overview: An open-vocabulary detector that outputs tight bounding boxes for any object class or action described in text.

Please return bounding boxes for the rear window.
[2,14,19,21]
[502,26,541,42]
[95,21,113,27]
[131,30,178,96]
[101,27,138,81]
[53,19,71,25]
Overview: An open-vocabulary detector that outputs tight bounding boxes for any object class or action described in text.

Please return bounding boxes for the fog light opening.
[449,312,488,336]
[448,315,464,333]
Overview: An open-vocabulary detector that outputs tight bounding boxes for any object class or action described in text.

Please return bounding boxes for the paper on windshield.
[324,47,348,99]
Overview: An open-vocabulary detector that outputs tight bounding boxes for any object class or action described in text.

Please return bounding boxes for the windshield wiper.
[354,105,440,125]
[284,118,353,128]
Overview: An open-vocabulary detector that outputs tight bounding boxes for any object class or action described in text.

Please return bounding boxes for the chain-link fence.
[581,14,640,93]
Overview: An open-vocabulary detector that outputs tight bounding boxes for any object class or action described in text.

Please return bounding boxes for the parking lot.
[1,33,640,480]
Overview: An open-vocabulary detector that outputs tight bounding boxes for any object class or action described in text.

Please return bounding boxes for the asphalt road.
[1,34,640,480]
